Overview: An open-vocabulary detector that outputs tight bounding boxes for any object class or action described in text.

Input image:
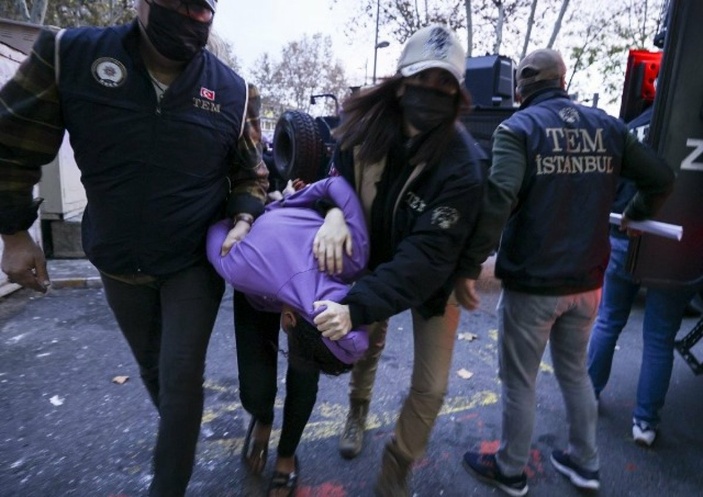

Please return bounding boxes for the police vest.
[496,90,628,294]
[57,22,247,276]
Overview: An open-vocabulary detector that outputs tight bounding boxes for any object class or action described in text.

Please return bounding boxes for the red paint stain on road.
[297,482,347,497]
[456,412,480,423]
[525,449,544,478]
[625,462,637,472]
[479,439,500,453]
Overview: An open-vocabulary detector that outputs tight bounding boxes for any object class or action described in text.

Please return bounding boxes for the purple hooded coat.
[206,177,369,364]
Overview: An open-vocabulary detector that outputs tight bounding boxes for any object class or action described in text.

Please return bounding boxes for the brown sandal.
[267,456,299,497]
[242,417,269,475]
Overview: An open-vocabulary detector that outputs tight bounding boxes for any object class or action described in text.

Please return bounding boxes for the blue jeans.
[496,288,600,476]
[587,235,695,426]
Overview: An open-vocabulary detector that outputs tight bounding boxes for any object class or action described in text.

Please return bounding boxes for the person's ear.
[280,307,297,333]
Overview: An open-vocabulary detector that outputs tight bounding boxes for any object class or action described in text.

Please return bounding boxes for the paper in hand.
[609,213,683,241]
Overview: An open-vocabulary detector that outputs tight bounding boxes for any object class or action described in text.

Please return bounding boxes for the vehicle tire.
[273,110,326,184]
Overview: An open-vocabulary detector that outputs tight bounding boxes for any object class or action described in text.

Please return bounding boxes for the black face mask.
[143,1,210,62]
[399,84,457,133]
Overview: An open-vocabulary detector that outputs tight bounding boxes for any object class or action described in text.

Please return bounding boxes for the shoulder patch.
[91,57,126,88]
[559,106,580,124]
[431,206,460,229]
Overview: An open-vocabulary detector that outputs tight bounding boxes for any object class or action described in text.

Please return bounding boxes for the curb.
[11,256,500,295]
[51,277,103,289]
[46,259,102,290]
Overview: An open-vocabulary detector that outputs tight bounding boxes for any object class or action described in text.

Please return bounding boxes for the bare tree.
[10,0,31,21]
[547,0,570,48]
[521,0,539,59]
[249,34,350,117]
[465,0,473,55]
[472,0,534,56]
[565,0,666,107]
[492,0,506,53]
[335,0,551,57]
[333,0,466,45]
[206,30,241,73]
[29,0,47,23]
[335,0,665,107]
[249,53,287,117]
[1,0,134,26]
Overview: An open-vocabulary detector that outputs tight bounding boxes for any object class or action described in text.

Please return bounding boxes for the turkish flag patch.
[200,87,216,101]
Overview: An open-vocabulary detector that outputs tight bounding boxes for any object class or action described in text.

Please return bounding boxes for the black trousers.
[233,290,320,457]
[101,263,224,497]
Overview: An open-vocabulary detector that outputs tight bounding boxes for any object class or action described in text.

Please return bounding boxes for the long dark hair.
[332,74,472,168]
[288,319,352,376]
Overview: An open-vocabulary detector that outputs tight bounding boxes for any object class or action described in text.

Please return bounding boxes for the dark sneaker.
[550,450,600,490]
[462,451,528,497]
[339,399,369,459]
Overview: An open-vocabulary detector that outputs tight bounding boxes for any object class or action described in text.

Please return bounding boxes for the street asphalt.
[0,259,702,497]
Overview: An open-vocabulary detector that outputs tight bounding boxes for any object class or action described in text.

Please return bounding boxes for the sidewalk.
[47,258,101,289]
[44,255,500,292]
[0,259,101,299]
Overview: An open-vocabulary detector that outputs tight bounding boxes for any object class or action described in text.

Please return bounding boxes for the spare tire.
[273,110,326,184]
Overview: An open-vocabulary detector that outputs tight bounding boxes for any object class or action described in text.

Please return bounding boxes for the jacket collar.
[520,88,570,109]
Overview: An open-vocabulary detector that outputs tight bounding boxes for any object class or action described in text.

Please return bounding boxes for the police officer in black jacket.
[310,25,486,496]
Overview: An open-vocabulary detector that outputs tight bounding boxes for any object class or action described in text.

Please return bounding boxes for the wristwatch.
[234,213,254,225]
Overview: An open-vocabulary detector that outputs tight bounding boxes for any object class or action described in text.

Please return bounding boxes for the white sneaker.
[632,419,657,447]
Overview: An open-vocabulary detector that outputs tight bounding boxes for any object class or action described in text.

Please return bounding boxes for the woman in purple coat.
[206,176,369,495]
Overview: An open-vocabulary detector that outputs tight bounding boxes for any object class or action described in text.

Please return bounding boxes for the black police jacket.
[332,124,485,326]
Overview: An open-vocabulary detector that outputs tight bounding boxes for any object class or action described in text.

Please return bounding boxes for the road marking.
[200,388,500,456]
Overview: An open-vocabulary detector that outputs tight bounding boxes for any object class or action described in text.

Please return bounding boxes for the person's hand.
[619,215,643,238]
[313,207,351,275]
[313,300,352,340]
[273,179,307,201]
[290,178,306,192]
[267,190,283,202]
[220,219,251,256]
[455,277,480,311]
[1,231,50,293]
[280,180,296,198]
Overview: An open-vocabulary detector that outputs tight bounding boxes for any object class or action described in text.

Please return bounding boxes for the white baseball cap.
[397,25,466,84]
